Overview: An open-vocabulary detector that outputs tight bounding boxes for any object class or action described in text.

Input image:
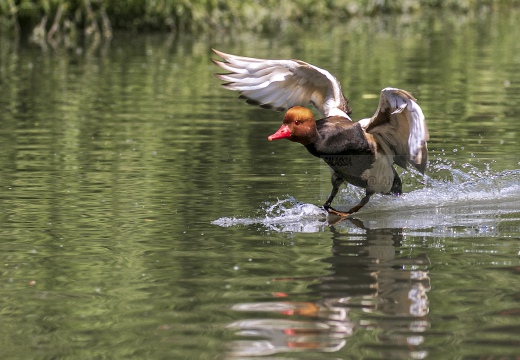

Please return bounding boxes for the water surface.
[0,9,519,359]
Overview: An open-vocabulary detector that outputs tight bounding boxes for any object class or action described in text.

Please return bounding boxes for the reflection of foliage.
[0,10,518,225]
[1,0,520,46]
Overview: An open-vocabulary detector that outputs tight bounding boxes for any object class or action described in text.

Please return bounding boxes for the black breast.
[305,118,375,188]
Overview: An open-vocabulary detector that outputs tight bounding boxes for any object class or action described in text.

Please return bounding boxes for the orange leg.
[323,173,345,215]
[347,192,373,214]
[324,178,373,217]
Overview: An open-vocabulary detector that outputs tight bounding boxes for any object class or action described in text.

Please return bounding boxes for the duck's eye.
[294,120,301,125]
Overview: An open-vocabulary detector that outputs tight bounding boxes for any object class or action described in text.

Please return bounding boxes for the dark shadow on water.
[227,221,431,358]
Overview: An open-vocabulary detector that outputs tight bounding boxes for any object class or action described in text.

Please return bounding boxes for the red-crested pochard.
[212,49,429,216]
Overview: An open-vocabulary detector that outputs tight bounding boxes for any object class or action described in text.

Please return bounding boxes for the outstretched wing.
[363,88,429,173]
[211,49,351,119]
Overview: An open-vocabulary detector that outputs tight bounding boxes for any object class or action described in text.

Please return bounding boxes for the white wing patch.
[212,49,351,119]
[366,88,429,173]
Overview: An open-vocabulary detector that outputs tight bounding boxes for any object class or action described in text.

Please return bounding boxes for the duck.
[211,49,429,216]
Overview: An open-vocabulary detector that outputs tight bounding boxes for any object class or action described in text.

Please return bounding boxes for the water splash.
[212,196,329,233]
[212,161,520,232]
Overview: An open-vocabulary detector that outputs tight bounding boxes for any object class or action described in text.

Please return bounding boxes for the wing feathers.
[212,49,350,118]
[366,88,429,173]
[213,50,429,173]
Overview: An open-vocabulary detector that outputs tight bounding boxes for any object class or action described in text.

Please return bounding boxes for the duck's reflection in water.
[227,220,431,358]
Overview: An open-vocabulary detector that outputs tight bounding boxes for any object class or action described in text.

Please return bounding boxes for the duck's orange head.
[268,106,317,145]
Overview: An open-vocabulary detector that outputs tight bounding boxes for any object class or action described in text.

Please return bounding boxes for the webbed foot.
[323,205,351,217]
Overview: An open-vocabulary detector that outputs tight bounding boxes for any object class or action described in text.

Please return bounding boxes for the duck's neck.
[303,143,321,157]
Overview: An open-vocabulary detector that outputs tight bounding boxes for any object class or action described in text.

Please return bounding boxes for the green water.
[0,10,519,359]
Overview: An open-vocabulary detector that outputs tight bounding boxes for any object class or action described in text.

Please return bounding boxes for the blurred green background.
[2,0,520,42]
